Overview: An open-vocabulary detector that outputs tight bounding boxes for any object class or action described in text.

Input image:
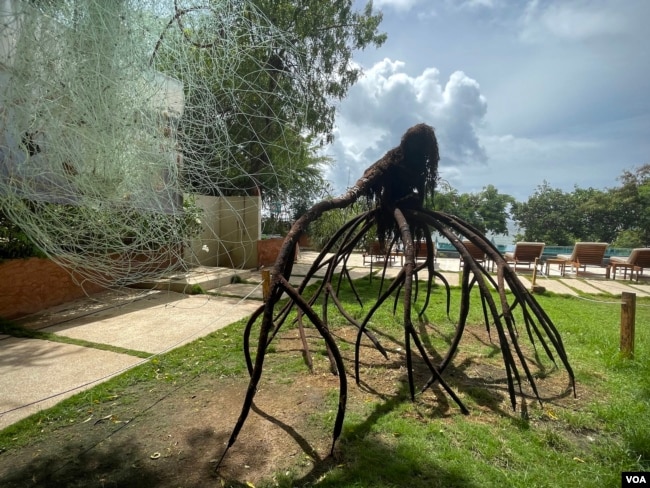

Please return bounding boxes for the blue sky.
[324,0,650,202]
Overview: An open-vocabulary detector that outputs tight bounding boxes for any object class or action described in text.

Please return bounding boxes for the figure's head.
[367,123,439,240]
[363,123,440,216]
[395,123,439,206]
[399,123,439,182]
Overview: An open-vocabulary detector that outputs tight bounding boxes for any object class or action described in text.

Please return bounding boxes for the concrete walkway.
[1,251,648,430]
[1,289,261,429]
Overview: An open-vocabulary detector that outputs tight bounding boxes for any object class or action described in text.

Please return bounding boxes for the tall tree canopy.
[611,163,650,246]
[153,0,386,201]
[254,0,386,142]
[511,165,650,247]
[428,182,514,236]
[510,182,579,246]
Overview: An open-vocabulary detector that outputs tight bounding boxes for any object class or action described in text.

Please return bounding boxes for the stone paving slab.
[438,272,459,287]
[559,279,604,295]
[315,252,646,298]
[216,266,374,300]
[15,288,153,331]
[45,292,261,355]
[513,275,529,289]
[584,279,650,297]
[532,277,578,296]
[214,283,265,300]
[0,337,142,429]
[629,282,650,295]
[136,266,252,293]
[286,263,328,277]
[1,290,261,430]
[343,268,373,281]
[366,268,460,288]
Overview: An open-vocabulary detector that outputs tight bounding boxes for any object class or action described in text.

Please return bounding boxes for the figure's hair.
[361,123,439,240]
[364,123,438,206]
[398,123,439,202]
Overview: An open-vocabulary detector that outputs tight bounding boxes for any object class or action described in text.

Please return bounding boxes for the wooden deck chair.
[458,240,491,271]
[504,242,545,271]
[610,248,650,281]
[557,242,609,276]
[363,241,392,266]
[414,240,434,264]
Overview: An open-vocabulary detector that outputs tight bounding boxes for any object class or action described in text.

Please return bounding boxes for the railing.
[435,242,634,262]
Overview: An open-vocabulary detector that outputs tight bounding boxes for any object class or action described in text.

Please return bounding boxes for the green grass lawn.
[285,279,650,488]
[1,277,648,488]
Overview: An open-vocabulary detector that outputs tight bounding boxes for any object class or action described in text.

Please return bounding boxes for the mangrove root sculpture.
[216,123,575,467]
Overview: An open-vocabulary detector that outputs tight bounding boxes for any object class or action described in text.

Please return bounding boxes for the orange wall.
[256,238,302,268]
[257,238,285,268]
[0,258,104,320]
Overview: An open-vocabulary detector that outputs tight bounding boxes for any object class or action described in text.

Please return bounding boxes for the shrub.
[0,206,45,260]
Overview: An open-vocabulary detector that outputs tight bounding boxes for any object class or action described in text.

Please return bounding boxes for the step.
[134,266,253,294]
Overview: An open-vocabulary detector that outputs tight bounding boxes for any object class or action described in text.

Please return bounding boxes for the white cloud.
[449,124,644,202]
[416,8,438,21]
[374,0,423,12]
[482,1,650,137]
[520,0,629,43]
[457,0,499,10]
[333,0,650,206]
[325,59,488,194]
[375,0,495,15]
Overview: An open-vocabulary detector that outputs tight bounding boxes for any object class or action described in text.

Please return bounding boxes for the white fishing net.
[0,0,306,287]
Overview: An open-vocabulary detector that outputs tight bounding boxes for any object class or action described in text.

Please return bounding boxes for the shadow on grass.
[214,381,480,488]
[283,382,480,488]
[0,435,167,488]
[0,427,266,488]
[330,312,574,430]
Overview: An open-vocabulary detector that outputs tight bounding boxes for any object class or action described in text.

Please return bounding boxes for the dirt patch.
[0,324,577,487]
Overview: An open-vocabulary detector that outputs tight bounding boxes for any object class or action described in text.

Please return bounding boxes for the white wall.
[185,194,261,269]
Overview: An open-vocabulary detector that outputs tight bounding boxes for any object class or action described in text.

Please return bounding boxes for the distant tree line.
[426,182,515,237]
[425,164,649,248]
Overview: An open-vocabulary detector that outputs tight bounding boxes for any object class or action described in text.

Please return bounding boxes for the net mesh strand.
[0,0,306,287]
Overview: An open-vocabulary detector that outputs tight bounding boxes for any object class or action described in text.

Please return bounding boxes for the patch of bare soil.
[0,324,578,487]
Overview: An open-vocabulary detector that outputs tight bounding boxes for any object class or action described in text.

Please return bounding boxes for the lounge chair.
[459,240,492,271]
[557,242,609,276]
[504,242,545,271]
[363,241,395,266]
[414,240,435,264]
[610,248,650,281]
